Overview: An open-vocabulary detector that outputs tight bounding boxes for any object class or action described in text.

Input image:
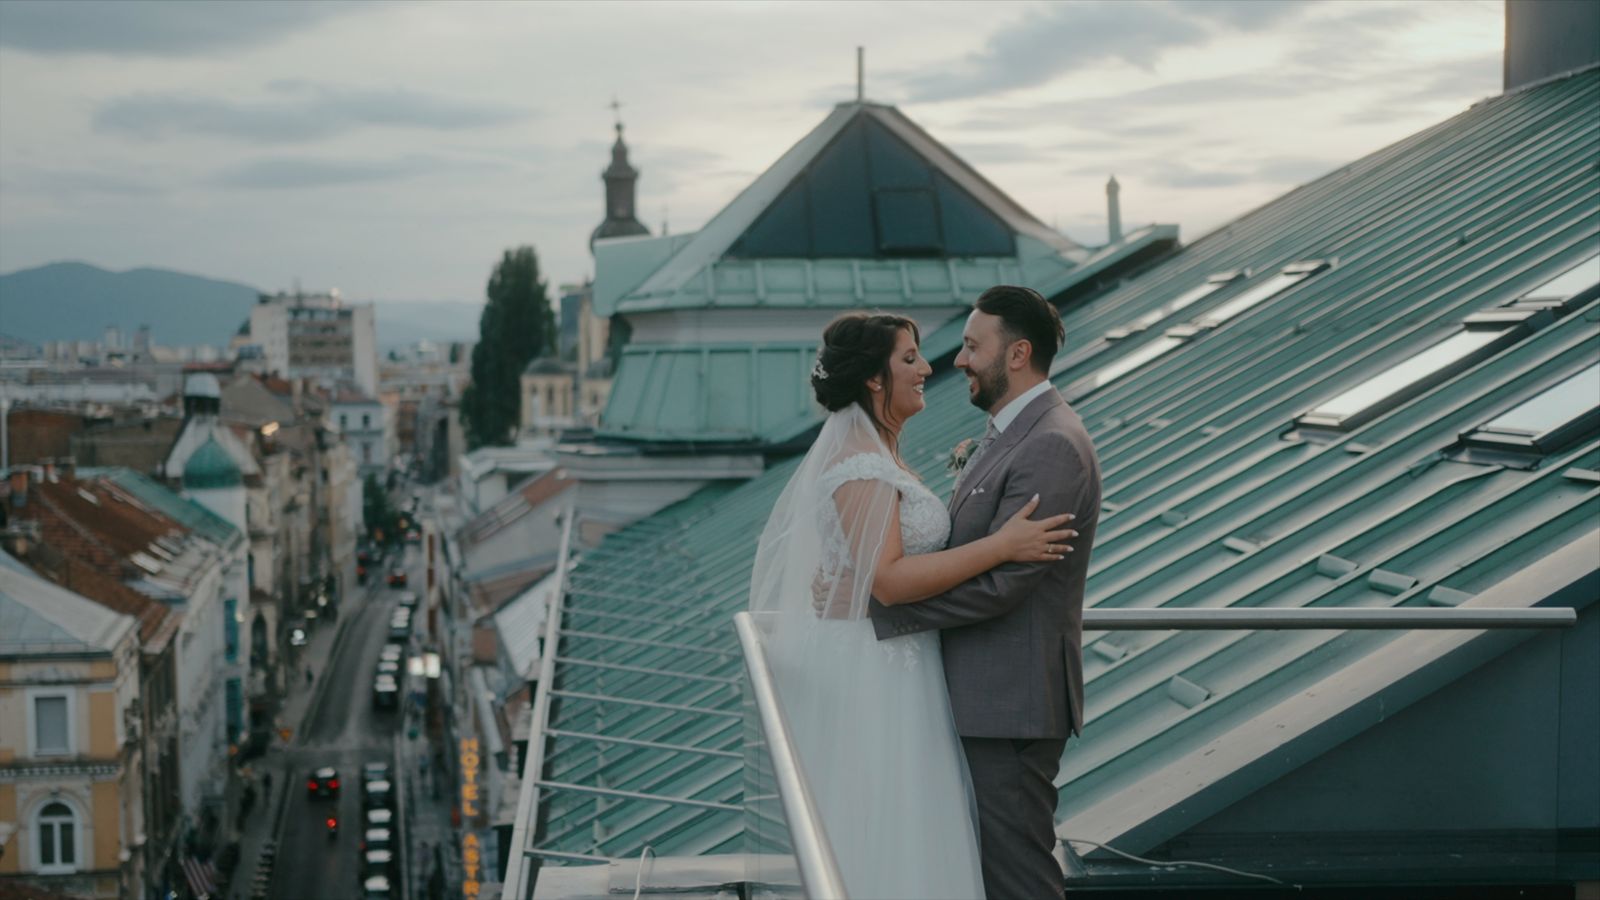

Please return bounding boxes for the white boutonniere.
[946,438,976,474]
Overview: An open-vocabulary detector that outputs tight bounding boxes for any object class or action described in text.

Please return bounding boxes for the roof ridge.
[1495,59,1600,101]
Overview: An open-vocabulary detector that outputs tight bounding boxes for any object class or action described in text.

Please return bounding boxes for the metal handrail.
[1082,607,1577,630]
[733,611,850,900]
[501,512,575,900]
[733,605,1575,899]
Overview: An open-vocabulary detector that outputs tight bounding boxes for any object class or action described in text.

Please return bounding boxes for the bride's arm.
[833,481,1074,607]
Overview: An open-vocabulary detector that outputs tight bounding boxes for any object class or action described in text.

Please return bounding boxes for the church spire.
[590,98,651,252]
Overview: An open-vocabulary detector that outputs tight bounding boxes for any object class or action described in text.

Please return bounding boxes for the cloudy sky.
[0,0,1502,307]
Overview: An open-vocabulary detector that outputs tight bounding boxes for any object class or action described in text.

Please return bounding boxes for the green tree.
[460,246,556,448]
[363,473,399,544]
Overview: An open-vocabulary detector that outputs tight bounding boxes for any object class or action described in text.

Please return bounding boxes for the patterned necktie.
[956,420,1000,496]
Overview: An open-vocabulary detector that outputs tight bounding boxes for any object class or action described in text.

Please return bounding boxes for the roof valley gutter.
[501,510,574,900]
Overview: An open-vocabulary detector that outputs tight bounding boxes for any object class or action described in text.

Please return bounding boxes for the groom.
[871,285,1100,900]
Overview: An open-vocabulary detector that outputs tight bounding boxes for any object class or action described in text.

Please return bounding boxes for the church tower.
[590,112,651,251]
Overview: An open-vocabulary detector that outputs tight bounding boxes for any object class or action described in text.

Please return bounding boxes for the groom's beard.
[969,358,1009,412]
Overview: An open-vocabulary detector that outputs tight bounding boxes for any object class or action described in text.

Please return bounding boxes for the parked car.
[372,675,399,710]
[376,658,400,677]
[361,849,397,882]
[307,767,340,798]
[362,874,393,899]
[396,591,419,609]
[379,643,403,663]
[361,827,393,854]
[362,777,394,809]
[386,568,407,588]
[389,609,411,632]
[386,619,410,642]
[365,807,394,830]
[362,760,392,785]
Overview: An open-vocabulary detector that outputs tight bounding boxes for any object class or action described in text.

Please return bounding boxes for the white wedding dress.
[751,406,983,900]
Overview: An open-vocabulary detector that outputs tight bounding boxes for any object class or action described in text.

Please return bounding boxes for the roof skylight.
[1059,261,1330,395]
[1462,362,1600,454]
[1297,311,1536,431]
[1054,270,1248,379]
[1109,271,1246,341]
[1088,336,1185,389]
[1197,260,1330,328]
[1522,253,1600,303]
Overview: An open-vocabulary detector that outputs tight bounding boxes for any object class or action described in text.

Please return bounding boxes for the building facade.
[330,389,391,479]
[0,555,143,900]
[246,290,379,397]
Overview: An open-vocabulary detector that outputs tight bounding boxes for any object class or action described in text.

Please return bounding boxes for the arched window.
[36,801,78,873]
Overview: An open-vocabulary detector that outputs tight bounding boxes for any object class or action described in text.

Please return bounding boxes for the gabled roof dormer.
[588,100,1174,447]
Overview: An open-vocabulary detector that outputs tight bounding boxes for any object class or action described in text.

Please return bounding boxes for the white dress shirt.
[990,379,1054,433]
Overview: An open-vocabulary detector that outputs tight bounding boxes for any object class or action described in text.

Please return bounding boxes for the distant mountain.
[0,262,486,351]
[0,261,259,347]
[374,300,483,349]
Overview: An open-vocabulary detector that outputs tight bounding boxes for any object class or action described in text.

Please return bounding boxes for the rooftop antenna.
[609,95,624,134]
[856,47,864,102]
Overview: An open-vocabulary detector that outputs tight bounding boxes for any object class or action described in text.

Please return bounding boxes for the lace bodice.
[812,452,948,667]
[818,452,951,557]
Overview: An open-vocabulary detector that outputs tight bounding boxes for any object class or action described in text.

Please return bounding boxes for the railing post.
[734,611,849,900]
[501,512,575,900]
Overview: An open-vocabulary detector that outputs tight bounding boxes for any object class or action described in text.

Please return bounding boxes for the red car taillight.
[327,817,337,828]
[329,779,339,790]
[307,779,318,791]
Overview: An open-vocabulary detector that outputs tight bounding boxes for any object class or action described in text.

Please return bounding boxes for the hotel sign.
[461,737,482,897]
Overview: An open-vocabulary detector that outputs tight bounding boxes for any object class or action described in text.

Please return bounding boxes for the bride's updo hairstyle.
[812,312,921,436]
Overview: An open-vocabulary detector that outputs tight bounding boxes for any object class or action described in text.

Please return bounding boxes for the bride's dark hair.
[812,312,921,437]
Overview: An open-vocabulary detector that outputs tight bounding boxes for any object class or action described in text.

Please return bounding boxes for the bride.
[749,312,1075,899]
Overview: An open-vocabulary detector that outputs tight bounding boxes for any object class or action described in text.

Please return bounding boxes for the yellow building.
[0,554,144,900]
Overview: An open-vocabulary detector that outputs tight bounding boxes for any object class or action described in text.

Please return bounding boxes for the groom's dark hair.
[976,285,1063,374]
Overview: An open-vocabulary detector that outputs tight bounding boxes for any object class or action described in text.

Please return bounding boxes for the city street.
[266,542,420,900]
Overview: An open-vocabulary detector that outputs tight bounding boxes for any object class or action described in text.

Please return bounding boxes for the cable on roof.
[1061,837,1301,889]
[631,845,656,900]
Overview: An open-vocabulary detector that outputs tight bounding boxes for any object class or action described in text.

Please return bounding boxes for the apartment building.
[0,554,143,900]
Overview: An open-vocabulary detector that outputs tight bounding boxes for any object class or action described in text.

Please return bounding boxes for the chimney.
[1106,175,1123,244]
[58,456,76,482]
[1504,0,1600,92]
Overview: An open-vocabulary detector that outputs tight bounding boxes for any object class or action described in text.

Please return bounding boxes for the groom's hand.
[873,430,1092,634]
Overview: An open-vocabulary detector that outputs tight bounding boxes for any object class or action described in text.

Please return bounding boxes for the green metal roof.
[593,226,1180,444]
[93,466,244,550]
[599,342,819,442]
[182,435,244,489]
[591,99,1178,446]
[595,102,1084,316]
[528,68,1600,874]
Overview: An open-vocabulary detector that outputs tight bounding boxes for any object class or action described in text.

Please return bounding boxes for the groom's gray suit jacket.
[871,388,1100,739]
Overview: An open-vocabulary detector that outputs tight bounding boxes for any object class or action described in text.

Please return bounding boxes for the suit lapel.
[948,388,1063,523]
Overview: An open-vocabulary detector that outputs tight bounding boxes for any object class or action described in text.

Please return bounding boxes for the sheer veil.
[746,404,983,899]
[750,402,899,625]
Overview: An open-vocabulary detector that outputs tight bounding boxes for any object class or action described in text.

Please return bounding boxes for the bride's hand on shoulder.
[996,494,1076,562]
